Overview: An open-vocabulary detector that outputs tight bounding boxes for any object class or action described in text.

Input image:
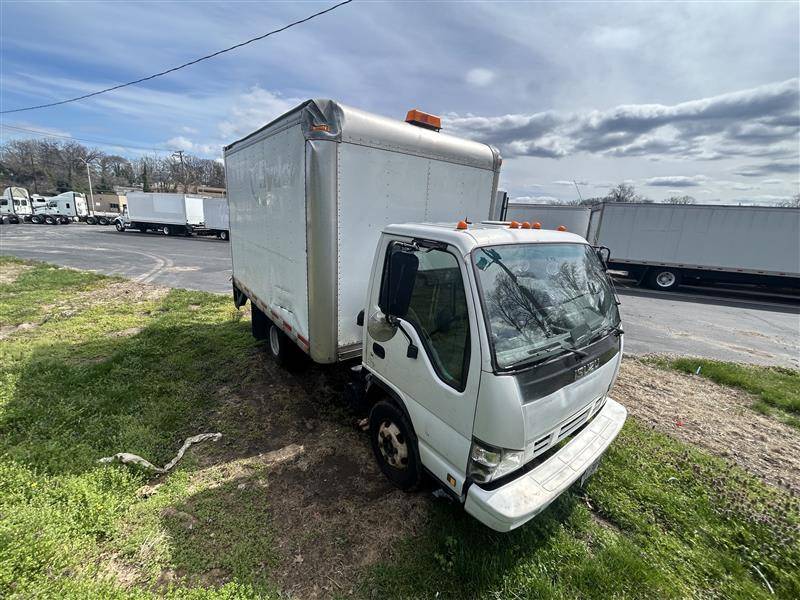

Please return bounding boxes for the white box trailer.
[201,196,230,240]
[503,203,592,237]
[225,99,502,363]
[225,101,628,533]
[116,192,205,236]
[587,202,800,290]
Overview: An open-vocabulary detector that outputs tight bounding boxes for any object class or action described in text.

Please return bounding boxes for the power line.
[0,123,173,153]
[1,0,353,114]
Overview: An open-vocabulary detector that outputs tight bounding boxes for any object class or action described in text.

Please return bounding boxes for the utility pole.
[80,158,95,216]
[172,150,186,193]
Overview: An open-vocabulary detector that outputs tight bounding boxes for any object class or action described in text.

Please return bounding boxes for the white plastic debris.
[98,432,222,473]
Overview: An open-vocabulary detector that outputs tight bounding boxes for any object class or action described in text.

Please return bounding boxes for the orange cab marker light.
[521,221,531,229]
[557,225,567,232]
[405,109,442,131]
[509,221,520,229]
[456,220,468,230]
[532,222,542,229]
[310,124,330,132]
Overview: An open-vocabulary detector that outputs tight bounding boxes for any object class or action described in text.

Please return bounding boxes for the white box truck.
[0,187,34,223]
[200,196,230,240]
[115,192,205,236]
[29,191,90,225]
[587,202,800,291]
[225,100,626,532]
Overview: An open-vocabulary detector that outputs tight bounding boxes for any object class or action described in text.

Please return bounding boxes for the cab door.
[364,236,482,490]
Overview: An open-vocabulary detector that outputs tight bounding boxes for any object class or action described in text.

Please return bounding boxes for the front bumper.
[464,397,627,532]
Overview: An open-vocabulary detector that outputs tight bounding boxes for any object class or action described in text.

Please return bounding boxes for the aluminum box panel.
[226,124,309,341]
[593,203,800,276]
[202,197,229,230]
[126,192,187,225]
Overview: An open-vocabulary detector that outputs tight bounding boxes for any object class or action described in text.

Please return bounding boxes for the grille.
[525,395,606,461]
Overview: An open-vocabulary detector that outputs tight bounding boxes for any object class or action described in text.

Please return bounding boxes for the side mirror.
[594,246,611,269]
[379,248,419,318]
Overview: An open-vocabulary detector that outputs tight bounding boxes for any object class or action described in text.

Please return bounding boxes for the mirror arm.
[391,317,419,359]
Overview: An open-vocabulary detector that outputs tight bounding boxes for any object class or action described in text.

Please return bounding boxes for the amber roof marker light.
[509,221,520,229]
[557,225,567,231]
[456,220,469,230]
[533,222,542,229]
[405,109,442,132]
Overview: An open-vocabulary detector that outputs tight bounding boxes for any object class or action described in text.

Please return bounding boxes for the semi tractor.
[225,100,626,532]
[0,187,33,223]
[29,191,90,224]
[509,202,800,291]
[115,192,205,235]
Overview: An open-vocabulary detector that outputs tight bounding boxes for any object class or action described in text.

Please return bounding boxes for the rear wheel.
[647,268,681,291]
[86,216,97,225]
[369,400,422,491]
[44,215,57,225]
[162,225,171,236]
[98,217,109,225]
[219,230,229,241]
[31,214,43,224]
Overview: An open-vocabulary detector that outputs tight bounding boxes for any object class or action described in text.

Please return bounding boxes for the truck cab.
[359,221,626,531]
[1,187,34,223]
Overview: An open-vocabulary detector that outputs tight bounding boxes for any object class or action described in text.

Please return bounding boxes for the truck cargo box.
[126,192,188,225]
[202,197,229,230]
[588,203,800,278]
[224,99,502,363]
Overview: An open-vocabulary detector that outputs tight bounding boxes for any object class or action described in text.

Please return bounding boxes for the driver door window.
[396,247,470,390]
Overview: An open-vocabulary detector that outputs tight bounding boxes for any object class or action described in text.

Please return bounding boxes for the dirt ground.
[0,262,32,284]
[615,357,800,494]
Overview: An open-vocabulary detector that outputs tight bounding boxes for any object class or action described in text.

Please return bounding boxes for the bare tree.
[776,193,800,208]
[605,182,644,203]
[664,195,696,205]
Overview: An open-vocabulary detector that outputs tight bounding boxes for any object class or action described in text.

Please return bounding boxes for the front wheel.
[369,400,422,491]
[647,268,681,291]
[115,221,125,232]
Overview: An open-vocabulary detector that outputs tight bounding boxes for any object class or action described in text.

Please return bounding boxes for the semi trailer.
[225,100,626,532]
[502,202,593,236]
[115,192,204,235]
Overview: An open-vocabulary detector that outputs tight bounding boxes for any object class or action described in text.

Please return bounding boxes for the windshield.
[473,243,620,370]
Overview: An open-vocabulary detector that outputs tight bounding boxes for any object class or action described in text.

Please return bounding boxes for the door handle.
[372,343,386,359]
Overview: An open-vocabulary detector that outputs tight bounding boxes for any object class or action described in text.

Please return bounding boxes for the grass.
[650,356,800,428]
[1,256,798,599]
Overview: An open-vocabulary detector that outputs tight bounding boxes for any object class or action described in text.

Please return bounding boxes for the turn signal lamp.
[521,221,531,229]
[533,222,542,229]
[310,124,330,132]
[557,225,567,231]
[509,221,520,229]
[456,220,468,230]
[405,109,442,131]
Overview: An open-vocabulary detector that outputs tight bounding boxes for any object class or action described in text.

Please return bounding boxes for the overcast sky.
[1,1,798,204]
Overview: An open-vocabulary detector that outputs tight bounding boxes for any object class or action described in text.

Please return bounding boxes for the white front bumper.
[465,397,627,532]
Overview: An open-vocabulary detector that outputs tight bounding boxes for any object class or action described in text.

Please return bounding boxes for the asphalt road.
[2,223,798,368]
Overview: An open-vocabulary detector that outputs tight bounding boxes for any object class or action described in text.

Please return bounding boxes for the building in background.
[92,193,127,213]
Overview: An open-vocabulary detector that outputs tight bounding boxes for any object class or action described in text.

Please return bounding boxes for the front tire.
[647,268,681,291]
[115,221,125,232]
[369,400,422,491]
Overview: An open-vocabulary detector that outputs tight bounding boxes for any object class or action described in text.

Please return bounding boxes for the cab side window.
[401,247,470,390]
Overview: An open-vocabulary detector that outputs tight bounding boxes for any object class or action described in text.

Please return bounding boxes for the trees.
[605,182,643,203]
[664,195,696,205]
[776,193,800,208]
[0,138,224,194]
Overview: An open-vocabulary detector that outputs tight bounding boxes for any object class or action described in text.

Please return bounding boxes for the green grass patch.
[651,356,800,427]
[363,422,800,599]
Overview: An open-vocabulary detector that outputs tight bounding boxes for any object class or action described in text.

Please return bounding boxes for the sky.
[1,1,798,205]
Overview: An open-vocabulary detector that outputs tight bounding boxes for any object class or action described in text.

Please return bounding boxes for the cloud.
[591,26,643,49]
[447,79,800,164]
[217,87,301,141]
[553,180,589,186]
[465,68,495,87]
[646,175,710,187]
[511,195,560,204]
[734,161,800,177]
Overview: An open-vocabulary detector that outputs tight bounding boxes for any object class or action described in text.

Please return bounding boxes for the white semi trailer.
[225,100,626,532]
[586,203,800,291]
[502,203,592,236]
[115,192,205,236]
[0,187,34,223]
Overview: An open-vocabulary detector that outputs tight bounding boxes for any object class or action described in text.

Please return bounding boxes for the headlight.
[468,440,525,483]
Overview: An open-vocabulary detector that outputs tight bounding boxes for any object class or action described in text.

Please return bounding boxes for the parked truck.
[200,196,230,240]
[0,187,34,223]
[502,202,593,236]
[29,191,90,224]
[225,100,626,532]
[114,192,205,236]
